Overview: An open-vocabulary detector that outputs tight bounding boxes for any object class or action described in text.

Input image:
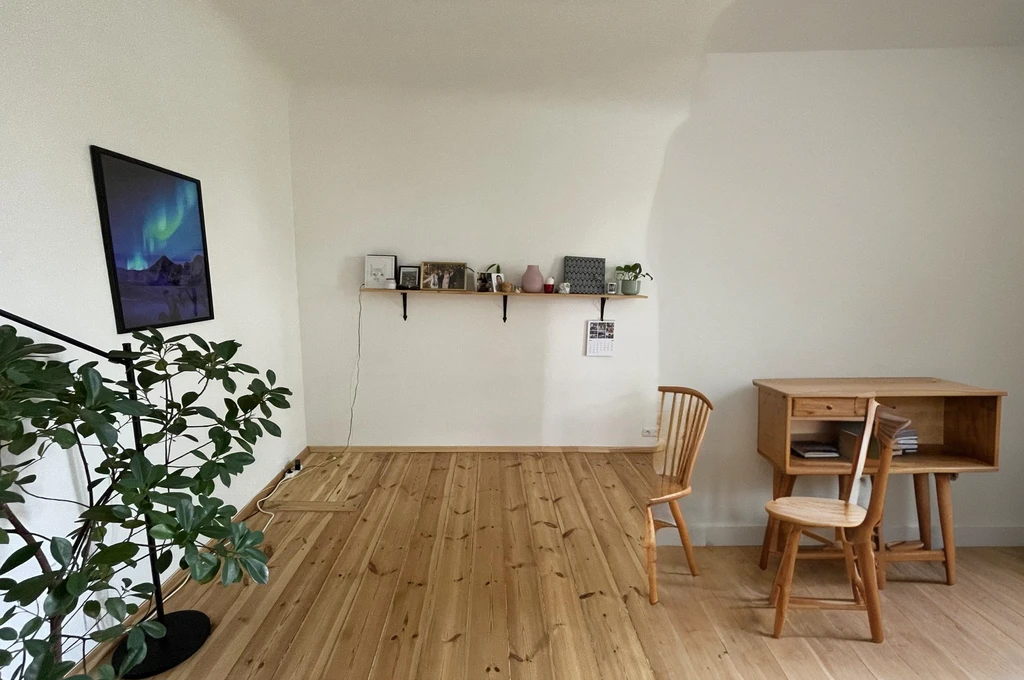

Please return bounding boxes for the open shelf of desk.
[787,445,998,476]
[361,287,647,321]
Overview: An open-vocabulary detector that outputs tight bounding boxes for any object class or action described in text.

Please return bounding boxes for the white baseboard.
[656,524,1024,548]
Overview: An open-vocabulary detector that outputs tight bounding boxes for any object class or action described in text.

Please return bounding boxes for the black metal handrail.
[0,307,167,623]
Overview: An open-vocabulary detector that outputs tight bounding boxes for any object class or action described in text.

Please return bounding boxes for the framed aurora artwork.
[90,146,214,333]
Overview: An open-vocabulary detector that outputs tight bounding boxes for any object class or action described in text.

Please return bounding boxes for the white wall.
[653,48,1024,545]
[0,0,306,624]
[290,90,680,446]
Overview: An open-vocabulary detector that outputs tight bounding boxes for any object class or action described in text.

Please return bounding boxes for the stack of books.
[790,441,840,459]
[895,428,918,455]
[839,424,918,458]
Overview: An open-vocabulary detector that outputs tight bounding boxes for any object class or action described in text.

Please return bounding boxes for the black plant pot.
[111,610,211,679]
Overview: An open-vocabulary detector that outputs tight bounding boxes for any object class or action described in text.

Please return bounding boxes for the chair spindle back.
[848,398,879,506]
[654,386,713,490]
[858,407,912,536]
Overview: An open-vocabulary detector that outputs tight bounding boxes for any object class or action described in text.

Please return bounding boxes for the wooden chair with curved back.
[643,386,713,604]
[765,399,911,642]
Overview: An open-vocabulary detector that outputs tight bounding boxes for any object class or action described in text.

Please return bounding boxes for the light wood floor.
[151,451,1024,679]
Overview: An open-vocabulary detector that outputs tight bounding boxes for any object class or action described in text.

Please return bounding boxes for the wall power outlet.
[641,427,657,438]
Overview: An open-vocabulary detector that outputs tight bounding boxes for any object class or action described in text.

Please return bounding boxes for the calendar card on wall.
[586,319,615,357]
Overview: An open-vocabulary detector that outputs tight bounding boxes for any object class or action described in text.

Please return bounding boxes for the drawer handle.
[826,404,833,410]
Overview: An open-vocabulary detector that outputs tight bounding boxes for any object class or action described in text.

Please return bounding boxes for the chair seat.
[765,497,866,528]
[646,475,692,505]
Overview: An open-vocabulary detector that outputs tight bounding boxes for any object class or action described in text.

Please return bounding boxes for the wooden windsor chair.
[765,398,911,642]
[643,386,713,604]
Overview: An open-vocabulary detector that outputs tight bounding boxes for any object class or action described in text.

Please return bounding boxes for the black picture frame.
[397,265,421,290]
[90,146,214,334]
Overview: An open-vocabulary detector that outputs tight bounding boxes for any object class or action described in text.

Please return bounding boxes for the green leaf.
[49,536,73,568]
[20,616,42,638]
[0,626,15,641]
[118,626,147,675]
[176,499,195,532]
[109,400,152,417]
[7,433,37,455]
[0,542,39,574]
[91,542,139,566]
[241,557,269,585]
[84,600,101,618]
[139,620,167,638]
[105,597,127,621]
[0,490,24,504]
[222,376,236,394]
[214,340,239,362]
[267,369,276,386]
[258,418,282,438]
[66,571,88,597]
[80,409,118,447]
[51,428,77,449]
[150,524,175,540]
[221,557,241,585]
[90,623,125,642]
[81,365,104,407]
[6,574,54,605]
[156,549,173,573]
[188,334,210,351]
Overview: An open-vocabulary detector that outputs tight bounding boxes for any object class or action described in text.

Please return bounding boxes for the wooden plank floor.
[144,451,1024,679]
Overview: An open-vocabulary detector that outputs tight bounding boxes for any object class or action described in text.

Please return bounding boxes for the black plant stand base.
[111,610,212,678]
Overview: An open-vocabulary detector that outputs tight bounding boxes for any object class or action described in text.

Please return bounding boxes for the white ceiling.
[207,0,1024,98]
[708,0,1024,52]
[206,0,731,100]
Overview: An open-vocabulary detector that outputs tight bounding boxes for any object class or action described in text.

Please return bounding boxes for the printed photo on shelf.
[364,254,397,288]
[397,265,421,290]
[90,146,214,333]
[606,282,618,295]
[421,261,467,290]
[476,271,495,293]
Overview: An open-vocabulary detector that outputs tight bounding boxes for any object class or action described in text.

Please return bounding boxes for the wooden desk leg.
[913,473,932,550]
[760,469,796,570]
[935,473,956,585]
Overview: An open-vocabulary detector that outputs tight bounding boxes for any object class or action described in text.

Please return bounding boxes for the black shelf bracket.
[502,295,508,323]
[401,292,408,321]
[600,297,607,321]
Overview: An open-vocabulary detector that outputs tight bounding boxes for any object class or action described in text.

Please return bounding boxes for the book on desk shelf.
[839,424,917,458]
[790,441,841,459]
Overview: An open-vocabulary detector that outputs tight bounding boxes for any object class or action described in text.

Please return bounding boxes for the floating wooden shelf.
[361,287,647,322]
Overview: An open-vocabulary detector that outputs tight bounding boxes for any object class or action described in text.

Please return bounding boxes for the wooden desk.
[753,377,1005,585]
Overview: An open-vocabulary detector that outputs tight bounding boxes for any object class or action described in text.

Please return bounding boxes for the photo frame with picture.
[421,261,467,290]
[365,254,397,288]
[397,265,421,290]
[476,271,505,293]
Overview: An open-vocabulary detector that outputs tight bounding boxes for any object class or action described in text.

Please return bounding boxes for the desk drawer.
[792,397,865,418]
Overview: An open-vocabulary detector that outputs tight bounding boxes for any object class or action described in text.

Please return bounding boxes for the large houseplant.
[0,323,291,679]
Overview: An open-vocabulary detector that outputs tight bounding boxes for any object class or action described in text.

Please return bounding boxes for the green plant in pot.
[615,263,653,295]
[0,324,291,679]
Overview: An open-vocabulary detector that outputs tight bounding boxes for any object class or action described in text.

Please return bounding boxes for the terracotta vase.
[522,265,544,293]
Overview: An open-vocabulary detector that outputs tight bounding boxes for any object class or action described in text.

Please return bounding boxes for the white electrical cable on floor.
[254,288,364,532]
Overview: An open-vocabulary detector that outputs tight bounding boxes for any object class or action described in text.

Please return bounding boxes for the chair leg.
[760,515,778,570]
[841,530,863,605]
[773,523,802,638]
[855,539,884,643]
[768,521,792,606]
[644,506,658,604]
[669,499,699,577]
[874,520,887,590]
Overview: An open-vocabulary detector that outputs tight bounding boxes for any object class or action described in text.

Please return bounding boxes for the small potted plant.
[615,262,653,295]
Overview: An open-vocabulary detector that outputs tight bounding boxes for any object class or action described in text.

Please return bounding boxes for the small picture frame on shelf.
[365,255,397,288]
[397,266,420,290]
[421,261,467,290]
[606,281,618,295]
[476,271,495,293]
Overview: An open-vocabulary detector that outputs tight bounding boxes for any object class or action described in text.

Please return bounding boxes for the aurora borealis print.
[91,147,213,333]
